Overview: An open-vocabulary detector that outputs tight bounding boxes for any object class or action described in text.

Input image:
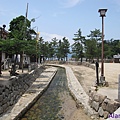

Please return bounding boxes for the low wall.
[89,90,120,119]
[0,66,45,116]
[46,61,96,70]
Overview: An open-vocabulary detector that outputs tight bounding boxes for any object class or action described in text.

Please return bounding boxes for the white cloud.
[59,0,84,8]
[40,32,69,42]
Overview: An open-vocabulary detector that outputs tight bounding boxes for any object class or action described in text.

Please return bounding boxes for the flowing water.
[20,67,91,120]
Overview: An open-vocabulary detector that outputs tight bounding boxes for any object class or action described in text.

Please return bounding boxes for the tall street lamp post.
[98,9,107,85]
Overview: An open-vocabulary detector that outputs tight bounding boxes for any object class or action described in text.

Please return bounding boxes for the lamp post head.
[98,9,107,17]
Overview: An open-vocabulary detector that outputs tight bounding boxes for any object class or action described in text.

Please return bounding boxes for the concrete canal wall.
[48,64,120,120]
[0,66,44,116]
[0,66,57,120]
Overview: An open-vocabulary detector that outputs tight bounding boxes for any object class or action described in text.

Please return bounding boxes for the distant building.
[113,54,120,63]
[0,25,9,39]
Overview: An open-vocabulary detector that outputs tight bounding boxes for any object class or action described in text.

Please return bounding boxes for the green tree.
[56,40,64,61]
[72,29,85,62]
[9,15,36,40]
[47,42,54,60]
[104,39,120,58]
[84,39,97,62]
[86,29,102,61]
[51,37,58,60]
[4,15,36,74]
[62,37,70,61]
[2,37,28,75]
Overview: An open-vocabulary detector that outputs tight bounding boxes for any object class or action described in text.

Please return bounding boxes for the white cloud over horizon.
[40,32,70,42]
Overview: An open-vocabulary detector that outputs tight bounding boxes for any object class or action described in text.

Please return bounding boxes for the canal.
[20,67,91,120]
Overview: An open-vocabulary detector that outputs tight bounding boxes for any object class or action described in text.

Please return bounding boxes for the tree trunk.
[80,57,82,62]
[0,52,2,76]
[19,53,23,69]
[10,53,18,76]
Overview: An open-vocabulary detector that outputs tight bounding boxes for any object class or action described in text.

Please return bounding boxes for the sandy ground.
[68,63,120,100]
[61,63,120,119]
[69,64,96,94]
[0,69,28,81]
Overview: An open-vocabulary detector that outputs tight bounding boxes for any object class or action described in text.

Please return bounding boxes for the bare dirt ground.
[68,64,96,94]
[60,63,120,120]
[0,69,28,81]
[68,63,120,100]
[58,91,91,120]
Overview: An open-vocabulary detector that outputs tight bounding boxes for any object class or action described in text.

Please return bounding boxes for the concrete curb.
[47,64,94,117]
[0,67,57,120]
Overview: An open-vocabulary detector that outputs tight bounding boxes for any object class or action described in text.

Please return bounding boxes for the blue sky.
[0,0,120,44]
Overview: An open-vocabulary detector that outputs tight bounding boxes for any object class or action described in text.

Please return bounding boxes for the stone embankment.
[0,66,45,116]
[0,66,57,120]
[89,90,120,119]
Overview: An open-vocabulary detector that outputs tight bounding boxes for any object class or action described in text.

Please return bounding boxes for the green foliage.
[84,39,97,60]
[62,37,70,61]
[87,29,102,41]
[24,39,36,55]
[9,15,36,40]
[72,29,85,61]
[85,29,102,61]
[104,39,120,58]
[1,14,120,64]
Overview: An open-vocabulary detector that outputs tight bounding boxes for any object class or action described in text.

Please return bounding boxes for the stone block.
[98,107,104,117]
[2,103,8,112]
[93,94,100,102]
[106,100,115,114]
[91,109,99,120]
[102,102,107,111]
[0,94,3,102]
[102,98,110,111]
[92,101,99,112]
[88,97,93,107]
[88,90,96,98]
[11,93,14,97]
[104,111,109,119]
[7,94,11,100]
[10,100,14,106]
[0,87,4,95]
[0,106,4,114]
[104,98,110,104]
[114,101,120,111]
[99,94,107,104]
[2,97,8,104]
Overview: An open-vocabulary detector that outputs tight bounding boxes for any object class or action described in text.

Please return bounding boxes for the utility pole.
[22,3,29,73]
